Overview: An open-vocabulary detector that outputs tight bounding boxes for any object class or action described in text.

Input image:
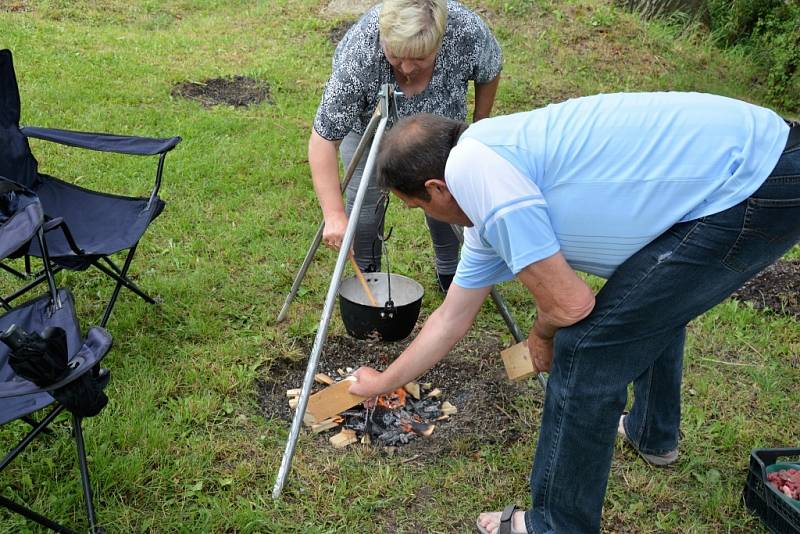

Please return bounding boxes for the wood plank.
[305,376,366,424]
[311,417,340,434]
[314,372,335,385]
[329,428,357,448]
[501,341,538,381]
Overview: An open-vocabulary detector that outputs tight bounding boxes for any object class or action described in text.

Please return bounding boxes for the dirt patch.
[329,19,357,45]
[171,76,272,107]
[257,333,538,458]
[731,259,800,318]
[0,1,29,12]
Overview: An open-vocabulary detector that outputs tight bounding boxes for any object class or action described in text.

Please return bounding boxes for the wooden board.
[314,372,335,385]
[330,429,358,448]
[304,376,366,424]
[501,341,538,381]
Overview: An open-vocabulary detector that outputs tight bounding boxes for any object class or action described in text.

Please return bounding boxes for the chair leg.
[2,265,64,307]
[72,415,101,534]
[0,494,75,533]
[94,245,156,328]
[0,405,63,471]
[21,416,54,435]
[0,261,28,279]
[0,405,76,533]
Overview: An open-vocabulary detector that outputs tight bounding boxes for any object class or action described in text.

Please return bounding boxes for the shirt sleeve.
[454,228,515,288]
[447,138,560,284]
[466,11,502,83]
[312,14,380,141]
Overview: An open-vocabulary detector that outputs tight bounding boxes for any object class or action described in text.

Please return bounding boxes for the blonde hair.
[379,0,447,58]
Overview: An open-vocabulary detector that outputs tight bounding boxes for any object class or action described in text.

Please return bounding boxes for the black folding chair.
[0,289,112,534]
[0,176,113,532]
[0,48,181,327]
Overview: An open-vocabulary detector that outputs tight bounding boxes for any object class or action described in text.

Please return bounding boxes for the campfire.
[287,371,457,449]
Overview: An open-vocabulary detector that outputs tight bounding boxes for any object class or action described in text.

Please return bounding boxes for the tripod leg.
[276,223,324,323]
[273,91,392,499]
[449,225,547,391]
[275,108,382,323]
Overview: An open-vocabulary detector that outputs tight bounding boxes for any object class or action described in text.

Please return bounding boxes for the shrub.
[708,0,800,111]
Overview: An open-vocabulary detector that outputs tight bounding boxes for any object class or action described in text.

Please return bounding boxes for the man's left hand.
[528,332,554,372]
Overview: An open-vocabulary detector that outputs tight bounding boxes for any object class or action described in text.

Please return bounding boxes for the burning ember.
[288,372,457,448]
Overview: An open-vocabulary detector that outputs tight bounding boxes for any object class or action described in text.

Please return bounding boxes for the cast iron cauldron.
[338,272,424,342]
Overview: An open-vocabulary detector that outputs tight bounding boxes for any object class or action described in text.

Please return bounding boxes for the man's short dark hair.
[377,113,467,200]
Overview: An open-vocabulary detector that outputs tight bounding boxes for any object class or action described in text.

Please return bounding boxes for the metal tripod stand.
[272,84,546,499]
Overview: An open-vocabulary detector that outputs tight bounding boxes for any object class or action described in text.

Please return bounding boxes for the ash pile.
[287,371,457,449]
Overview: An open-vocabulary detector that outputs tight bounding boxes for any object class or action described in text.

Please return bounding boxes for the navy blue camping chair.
[0,176,58,311]
[0,48,181,327]
[0,178,113,532]
[0,290,112,534]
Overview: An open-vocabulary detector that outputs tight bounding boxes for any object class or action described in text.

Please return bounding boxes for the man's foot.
[618,414,679,466]
[476,505,527,534]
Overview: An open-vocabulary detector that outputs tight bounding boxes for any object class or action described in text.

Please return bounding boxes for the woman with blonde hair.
[310,0,502,291]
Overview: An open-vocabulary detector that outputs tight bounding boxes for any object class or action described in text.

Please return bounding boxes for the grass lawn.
[1,0,798,532]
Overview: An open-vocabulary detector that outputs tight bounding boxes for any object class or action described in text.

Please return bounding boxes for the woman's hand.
[349,366,388,398]
[322,211,349,249]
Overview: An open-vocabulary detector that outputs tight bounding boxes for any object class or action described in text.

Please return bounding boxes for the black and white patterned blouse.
[313,0,503,140]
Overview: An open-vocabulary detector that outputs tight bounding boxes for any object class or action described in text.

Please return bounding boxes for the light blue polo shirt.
[447,92,789,288]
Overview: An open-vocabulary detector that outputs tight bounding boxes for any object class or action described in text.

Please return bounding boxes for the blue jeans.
[526,141,800,533]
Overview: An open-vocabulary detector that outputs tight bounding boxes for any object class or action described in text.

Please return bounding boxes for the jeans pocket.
[722,195,800,272]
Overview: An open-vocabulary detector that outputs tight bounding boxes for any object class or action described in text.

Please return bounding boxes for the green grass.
[1,0,798,532]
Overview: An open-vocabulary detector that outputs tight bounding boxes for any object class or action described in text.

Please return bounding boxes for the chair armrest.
[21,126,181,156]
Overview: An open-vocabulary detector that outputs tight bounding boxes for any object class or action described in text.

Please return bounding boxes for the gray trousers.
[340,131,460,275]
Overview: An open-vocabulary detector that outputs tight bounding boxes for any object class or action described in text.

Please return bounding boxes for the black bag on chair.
[0,324,108,417]
[0,324,69,386]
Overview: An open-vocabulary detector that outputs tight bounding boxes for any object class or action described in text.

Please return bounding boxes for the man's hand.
[322,211,348,250]
[528,332,554,372]
[348,366,389,398]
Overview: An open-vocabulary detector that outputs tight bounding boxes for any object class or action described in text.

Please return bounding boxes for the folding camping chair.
[0,48,181,327]
[0,177,113,533]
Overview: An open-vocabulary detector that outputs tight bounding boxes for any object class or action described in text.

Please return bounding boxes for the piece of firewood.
[410,421,435,438]
[314,372,335,385]
[286,388,302,397]
[440,401,457,416]
[288,397,299,409]
[329,428,357,448]
[304,376,366,424]
[311,418,340,434]
[425,388,442,399]
[501,341,538,381]
[404,382,421,399]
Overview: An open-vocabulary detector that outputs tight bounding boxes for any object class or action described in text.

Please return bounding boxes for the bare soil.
[257,333,538,458]
[0,1,29,12]
[171,76,272,107]
[731,259,800,319]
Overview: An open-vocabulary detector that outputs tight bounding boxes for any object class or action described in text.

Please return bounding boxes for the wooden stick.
[349,254,378,306]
